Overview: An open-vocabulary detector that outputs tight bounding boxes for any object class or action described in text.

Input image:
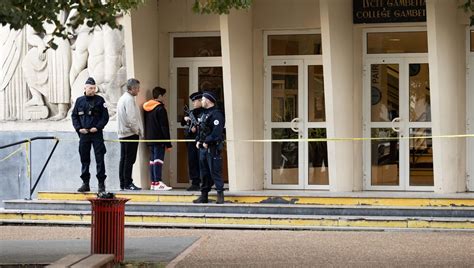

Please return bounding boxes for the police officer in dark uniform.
[181,92,205,191]
[71,77,109,193]
[193,91,226,204]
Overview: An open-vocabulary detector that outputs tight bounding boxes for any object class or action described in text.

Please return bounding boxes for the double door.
[264,59,329,189]
[169,59,228,188]
[363,57,433,190]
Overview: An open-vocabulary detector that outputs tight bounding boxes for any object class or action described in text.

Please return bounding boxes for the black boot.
[216,191,224,204]
[77,183,90,193]
[98,182,106,193]
[193,192,208,203]
[186,184,200,191]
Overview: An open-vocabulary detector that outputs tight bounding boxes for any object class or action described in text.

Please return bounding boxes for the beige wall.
[320,0,356,191]
[427,0,467,193]
[254,0,320,29]
[124,0,160,187]
[220,9,256,190]
[352,26,364,191]
[123,0,471,193]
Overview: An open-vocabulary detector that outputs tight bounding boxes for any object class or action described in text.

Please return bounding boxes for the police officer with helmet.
[193,91,226,204]
[71,77,109,193]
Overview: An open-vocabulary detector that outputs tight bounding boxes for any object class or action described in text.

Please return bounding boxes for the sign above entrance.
[353,0,426,24]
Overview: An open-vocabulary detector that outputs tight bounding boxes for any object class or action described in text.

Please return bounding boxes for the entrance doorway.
[264,59,329,189]
[263,31,328,190]
[363,57,433,191]
[363,29,433,191]
[169,33,228,188]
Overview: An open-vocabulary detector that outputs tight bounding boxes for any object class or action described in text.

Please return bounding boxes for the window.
[367,31,428,54]
[268,34,322,56]
[173,36,221,57]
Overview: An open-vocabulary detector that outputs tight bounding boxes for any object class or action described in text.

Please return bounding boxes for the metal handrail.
[0,136,59,200]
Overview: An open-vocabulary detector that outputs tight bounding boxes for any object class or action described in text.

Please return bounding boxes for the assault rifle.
[183,104,199,131]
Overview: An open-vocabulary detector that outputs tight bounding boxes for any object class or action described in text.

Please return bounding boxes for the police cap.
[85,77,96,85]
[189,92,203,101]
[202,91,217,103]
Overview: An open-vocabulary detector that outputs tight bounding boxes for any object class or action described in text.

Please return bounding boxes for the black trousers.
[79,132,107,183]
[187,142,201,186]
[119,134,139,188]
[199,147,224,193]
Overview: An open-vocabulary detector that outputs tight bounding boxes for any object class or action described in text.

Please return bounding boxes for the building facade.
[1,0,473,198]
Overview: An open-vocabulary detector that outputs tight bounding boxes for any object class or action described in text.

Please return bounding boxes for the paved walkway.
[1,226,474,267]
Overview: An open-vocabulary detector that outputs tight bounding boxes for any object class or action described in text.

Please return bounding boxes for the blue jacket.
[71,94,109,134]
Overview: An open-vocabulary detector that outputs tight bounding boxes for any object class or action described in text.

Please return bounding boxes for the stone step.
[1,209,473,230]
[36,191,474,207]
[4,199,474,218]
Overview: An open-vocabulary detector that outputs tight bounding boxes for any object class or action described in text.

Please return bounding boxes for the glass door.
[170,60,228,188]
[264,59,328,189]
[363,57,433,191]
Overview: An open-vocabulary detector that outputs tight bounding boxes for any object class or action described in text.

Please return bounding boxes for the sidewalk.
[0,237,197,265]
[1,226,474,267]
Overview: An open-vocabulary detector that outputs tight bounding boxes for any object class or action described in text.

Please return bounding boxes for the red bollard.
[88,198,129,263]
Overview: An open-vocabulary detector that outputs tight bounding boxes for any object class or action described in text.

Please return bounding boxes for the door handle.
[391,117,401,132]
[290,117,300,133]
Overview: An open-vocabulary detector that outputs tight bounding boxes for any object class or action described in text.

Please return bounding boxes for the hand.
[38,51,46,61]
[191,126,196,133]
[196,142,200,149]
[203,143,208,149]
[166,147,172,152]
[38,45,46,61]
[89,127,98,133]
[184,116,191,122]
[79,128,88,134]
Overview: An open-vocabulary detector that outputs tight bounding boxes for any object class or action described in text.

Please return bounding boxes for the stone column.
[220,8,255,191]
[320,0,356,192]
[123,0,160,189]
[426,0,467,193]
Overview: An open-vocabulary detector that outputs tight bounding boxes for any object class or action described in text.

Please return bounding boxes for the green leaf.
[192,0,252,15]
[0,0,144,49]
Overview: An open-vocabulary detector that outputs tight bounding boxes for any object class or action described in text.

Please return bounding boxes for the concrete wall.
[0,130,120,207]
[220,9,255,190]
[427,0,468,193]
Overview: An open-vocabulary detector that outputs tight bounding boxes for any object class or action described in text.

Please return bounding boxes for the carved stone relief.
[0,16,126,121]
[0,27,29,121]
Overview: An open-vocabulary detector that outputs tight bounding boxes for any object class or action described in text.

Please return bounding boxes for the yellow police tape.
[3,134,472,183]
[24,141,31,180]
[0,142,31,179]
[138,134,473,143]
[0,146,23,162]
[58,133,474,143]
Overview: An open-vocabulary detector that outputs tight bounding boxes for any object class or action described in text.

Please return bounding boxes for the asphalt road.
[1,226,473,267]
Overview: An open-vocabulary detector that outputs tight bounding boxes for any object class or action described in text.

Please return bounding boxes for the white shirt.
[117,91,143,138]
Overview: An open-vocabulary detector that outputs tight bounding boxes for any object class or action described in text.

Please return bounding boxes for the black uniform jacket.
[143,100,172,147]
[71,94,109,135]
[197,106,225,146]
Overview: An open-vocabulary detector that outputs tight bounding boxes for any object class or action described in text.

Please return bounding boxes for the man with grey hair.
[117,78,143,190]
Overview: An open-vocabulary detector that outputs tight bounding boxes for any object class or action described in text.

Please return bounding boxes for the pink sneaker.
[150,182,157,190]
[155,181,172,191]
